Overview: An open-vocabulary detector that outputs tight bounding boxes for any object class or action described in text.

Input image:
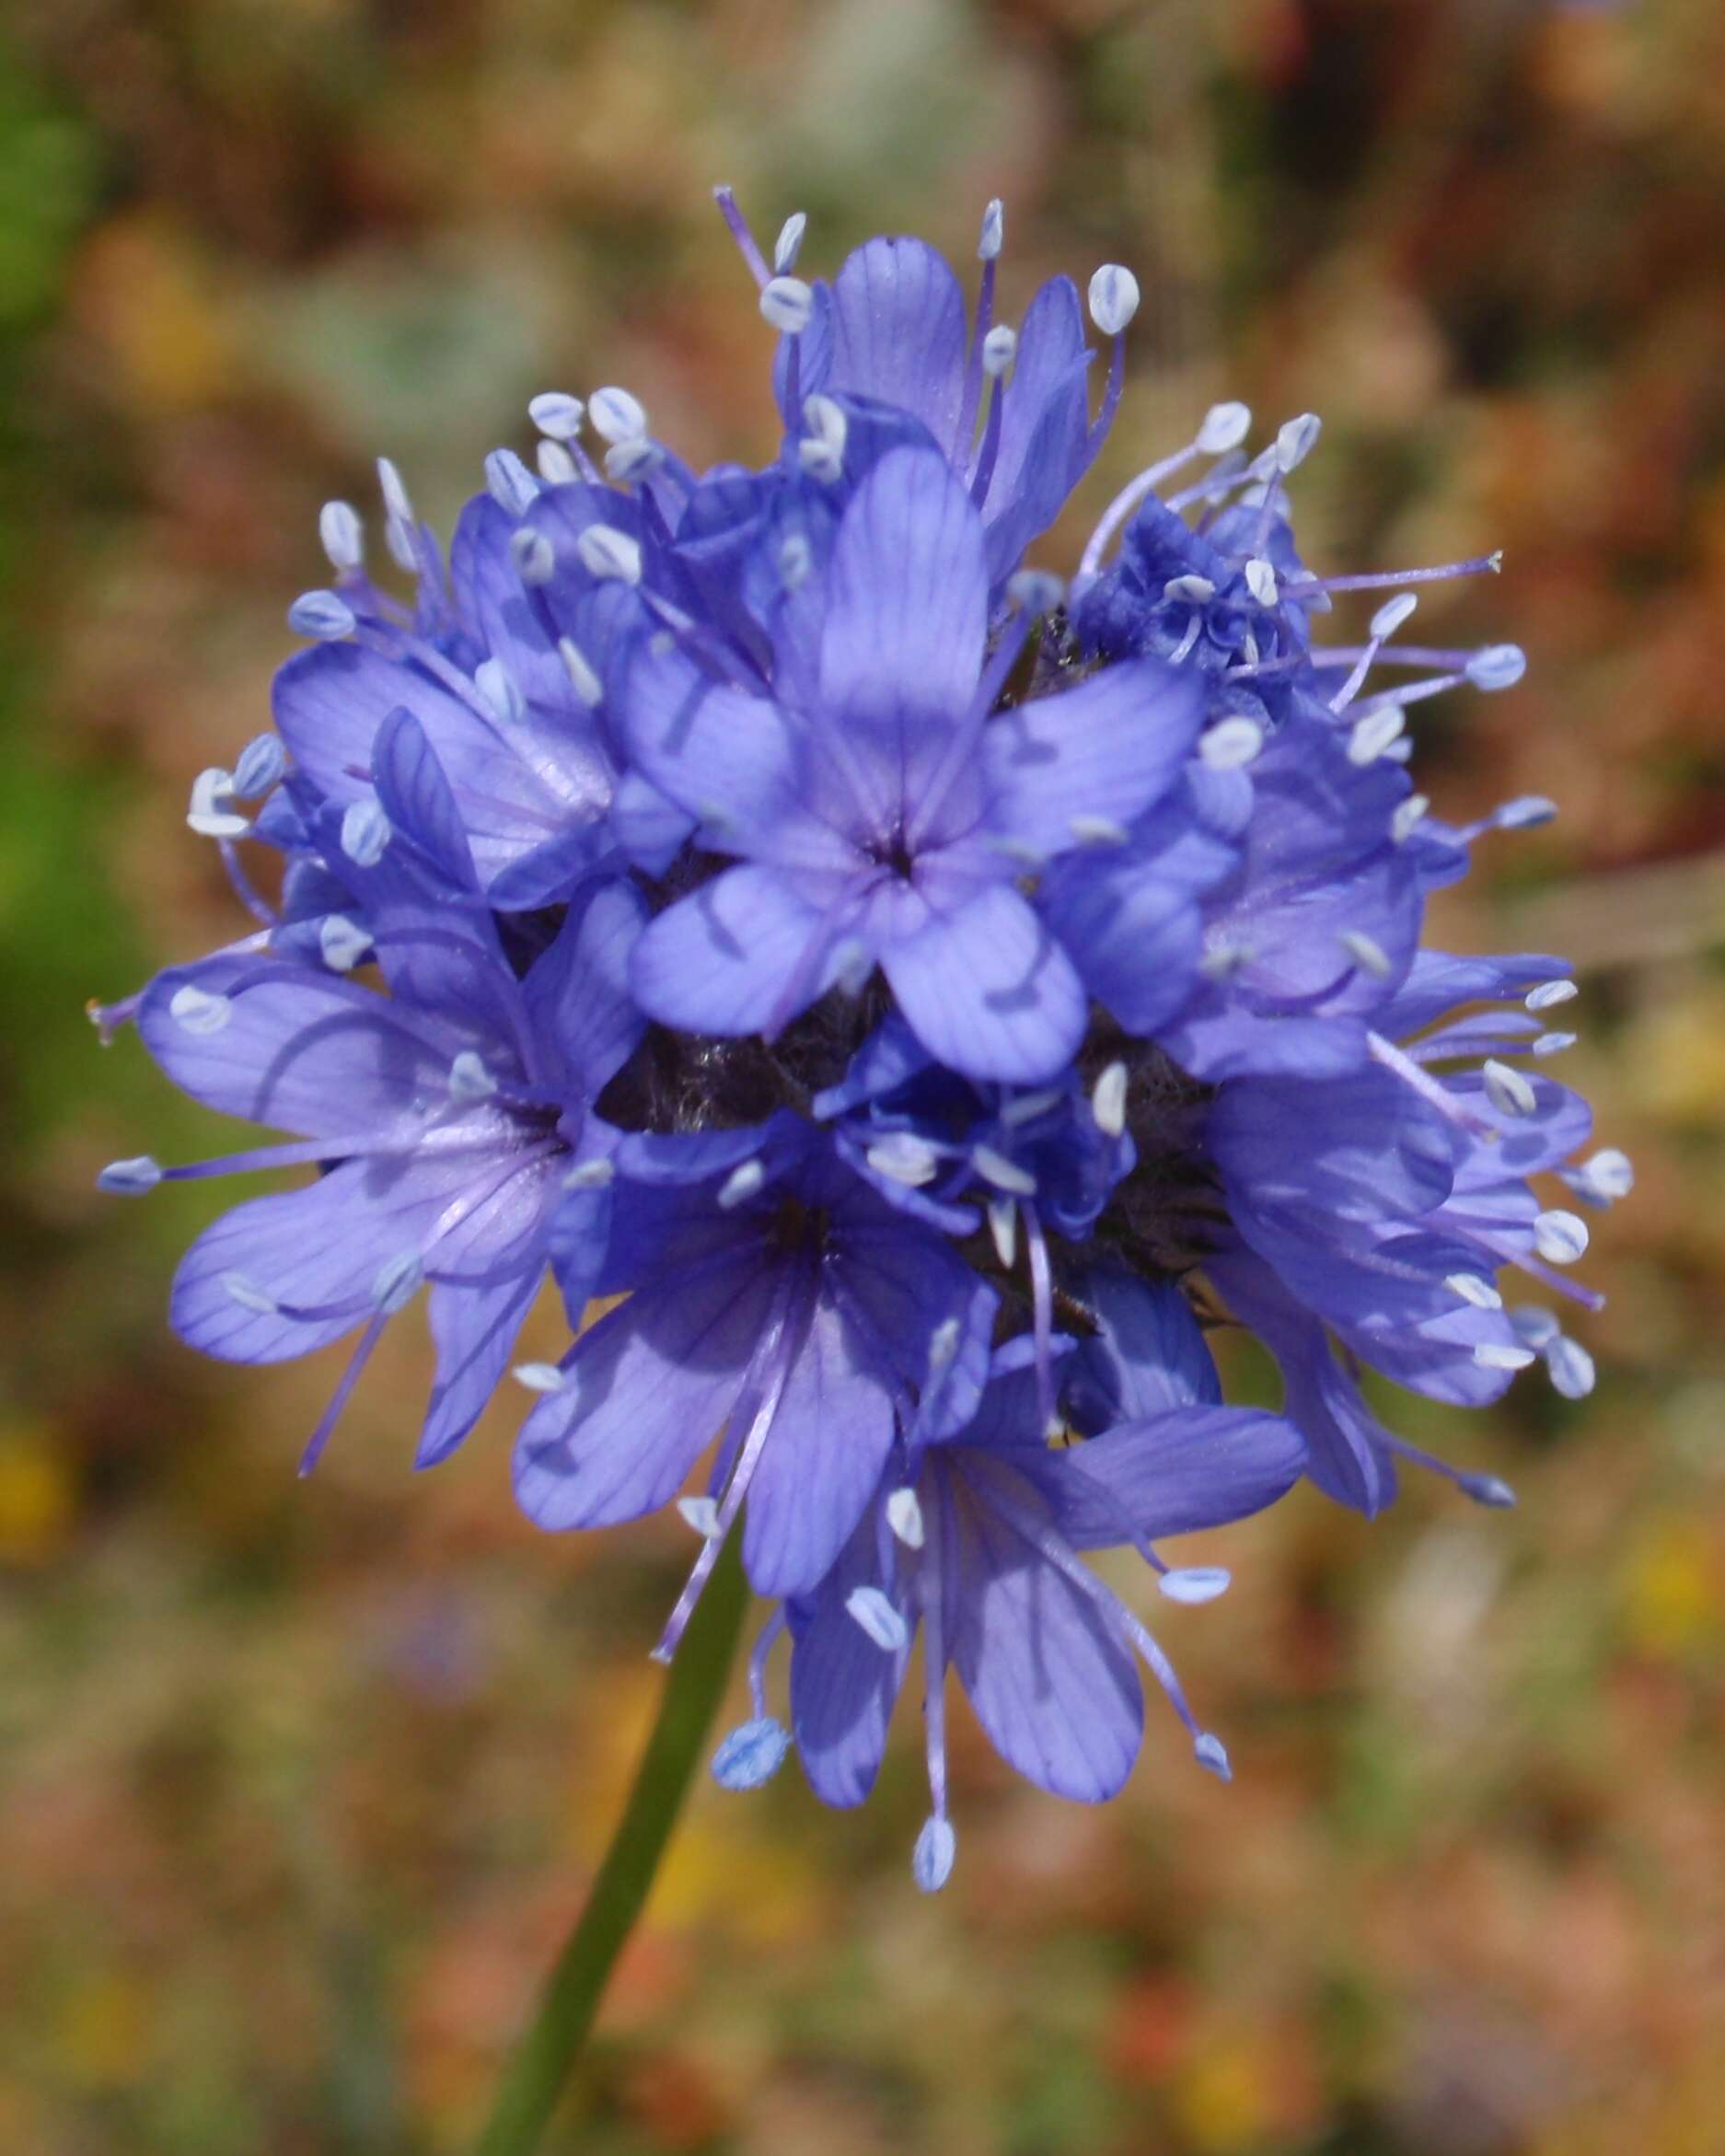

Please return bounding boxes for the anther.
[512,1363,565,1394]
[318,914,371,972]
[866,1133,940,1187]
[318,501,365,574]
[1446,1272,1503,1310]
[1391,794,1430,841]
[99,1155,163,1195]
[1545,1336,1595,1400]
[587,387,648,443]
[1092,1061,1129,1140]
[1274,413,1322,472]
[1007,568,1064,615]
[1348,707,1406,765]
[536,439,578,485]
[475,658,526,724]
[886,1487,926,1549]
[222,1272,280,1316]
[559,638,604,708]
[773,212,807,273]
[712,1718,791,1791]
[1533,1210,1588,1265]
[484,448,540,518]
[1465,643,1527,690]
[912,1816,956,1893]
[1481,1059,1537,1118]
[187,768,249,840]
[562,1156,615,1189]
[340,798,390,867]
[604,437,664,484]
[981,324,1016,378]
[287,590,356,641]
[759,275,814,334]
[232,736,286,798]
[510,527,556,585]
[1562,1147,1633,1206]
[1245,558,1279,608]
[677,1494,723,1538]
[574,525,643,584]
[527,390,585,441]
[1197,401,1251,454]
[1200,715,1264,770]
[1159,1567,1230,1604]
[1087,263,1140,336]
[1526,979,1577,1012]
[973,1145,1036,1196]
[846,1586,909,1652]
[717,1159,766,1210]
[1194,1733,1233,1781]
[1474,1341,1536,1371]
[1339,929,1393,979]
[169,983,232,1036]
[447,1051,497,1104]
[1370,592,1418,640]
[978,198,1004,261]
[988,1195,1017,1270]
[371,1251,423,1315]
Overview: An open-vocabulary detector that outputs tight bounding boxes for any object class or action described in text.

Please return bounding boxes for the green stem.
[475,1536,750,2156]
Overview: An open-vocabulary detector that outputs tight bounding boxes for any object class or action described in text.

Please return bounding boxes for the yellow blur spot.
[0,1426,75,1565]
[1622,1519,1723,1658]
[1173,2035,1271,2152]
[55,1972,152,2089]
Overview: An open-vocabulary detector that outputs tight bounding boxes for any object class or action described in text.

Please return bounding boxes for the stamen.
[287,590,356,641]
[773,212,807,273]
[509,528,556,585]
[377,457,419,573]
[1291,552,1501,596]
[1533,1210,1588,1265]
[1198,401,1252,453]
[1446,1272,1503,1310]
[1526,979,1577,1012]
[1159,1568,1231,1604]
[587,387,649,444]
[574,525,643,585]
[1560,1147,1633,1207]
[341,798,390,867]
[912,1817,956,1894]
[528,390,585,440]
[447,1050,497,1104]
[1474,1341,1536,1371]
[1007,568,1064,616]
[677,1494,722,1537]
[1370,593,1419,640]
[799,394,848,484]
[1274,413,1321,472]
[915,1492,955,1893]
[559,637,604,708]
[1366,1031,1502,1140]
[1348,705,1406,764]
[1533,1032,1576,1058]
[536,440,578,485]
[232,735,286,798]
[1338,930,1393,979]
[1244,558,1279,608]
[978,198,1004,261]
[846,1585,909,1652]
[712,1716,790,1791]
[1481,1059,1537,1118]
[1391,794,1430,841]
[512,1362,565,1394]
[886,1486,926,1549]
[973,1145,1036,1196]
[298,1309,388,1477]
[1465,644,1526,690]
[1545,1335,1595,1400]
[759,275,814,334]
[188,767,249,840]
[717,1159,766,1210]
[98,1155,163,1195]
[1092,1061,1129,1139]
[319,501,365,574]
[1087,264,1140,338]
[484,449,540,518]
[988,1195,1017,1270]
[866,1133,941,1187]
[318,915,371,973]
[1024,1200,1058,1439]
[1070,813,1130,844]
[562,1156,615,1189]
[169,983,232,1036]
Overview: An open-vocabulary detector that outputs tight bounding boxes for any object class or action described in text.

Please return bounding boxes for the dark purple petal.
[882,881,1086,1084]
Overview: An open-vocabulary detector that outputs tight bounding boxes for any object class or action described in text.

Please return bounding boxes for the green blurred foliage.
[2,2,1723,2153]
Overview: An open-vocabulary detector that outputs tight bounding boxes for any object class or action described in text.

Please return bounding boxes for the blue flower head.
[98,189,1625,1889]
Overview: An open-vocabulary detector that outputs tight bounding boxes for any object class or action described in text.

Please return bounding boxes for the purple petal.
[520,878,646,1098]
[631,863,851,1037]
[1031,1407,1305,1548]
[882,880,1086,1084]
[786,1503,909,1808]
[419,1269,541,1466]
[942,1461,1143,1801]
[823,238,969,453]
[513,1262,777,1530]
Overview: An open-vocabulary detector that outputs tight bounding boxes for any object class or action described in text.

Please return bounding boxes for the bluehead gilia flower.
[96,187,1626,1886]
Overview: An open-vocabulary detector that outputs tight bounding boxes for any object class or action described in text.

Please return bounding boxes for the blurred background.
[3,1,1722,2150]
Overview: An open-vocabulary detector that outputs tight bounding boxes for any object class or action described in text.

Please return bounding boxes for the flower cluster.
[98,191,1627,1888]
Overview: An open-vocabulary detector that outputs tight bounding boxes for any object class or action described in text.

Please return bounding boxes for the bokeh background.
[3,1,1723,2150]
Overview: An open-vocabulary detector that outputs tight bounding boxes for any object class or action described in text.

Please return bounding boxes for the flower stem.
[474,1536,750,2156]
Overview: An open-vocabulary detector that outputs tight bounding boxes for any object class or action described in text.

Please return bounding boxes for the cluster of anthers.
[97,190,1627,1890]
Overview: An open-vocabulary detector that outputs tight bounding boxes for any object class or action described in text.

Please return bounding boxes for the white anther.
[1525,979,1577,1012]
[1199,941,1252,980]
[510,527,556,585]
[846,1586,909,1652]
[1274,412,1322,472]
[448,1050,497,1104]
[912,1816,956,1894]
[1496,795,1558,829]
[978,198,1004,261]
[1475,1341,1537,1371]
[772,211,807,273]
[1164,574,1215,604]
[474,657,526,725]
[1007,568,1065,615]
[1349,705,1406,765]
[232,736,285,798]
[558,638,603,708]
[169,983,232,1036]
[371,1251,423,1314]
[1339,929,1393,979]
[536,439,578,485]
[778,531,813,590]
[1533,1031,1575,1057]
[759,275,814,334]
[340,797,390,867]
[973,1145,1036,1196]
[981,324,1017,377]
[187,767,249,840]
[528,390,585,441]
[377,457,417,570]
[1482,1059,1537,1117]
[587,387,648,443]
[99,1155,163,1195]
[318,913,371,973]
[1466,643,1527,690]
[717,1159,766,1210]
[1567,1147,1633,1206]
[1446,1272,1503,1310]
[1533,1209,1588,1265]
[866,1134,940,1187]
[485,448,540,518]
[574,524,643,585]
[1370,592,1418,640]
[1092,1061,1129,1140]
[1245,558,1279,608]
[607,437,666,485]
[221,1271,280,1316]
[1159,1566,1231,1605]
[1545,1336,1595,1400]
[987,1195,1017,1270]
[561,1156,615,1189]
[1087,263,1140,336]
[512,1362,565,1394]
[830,937,873,998]
[1069,813,1130,846]
[1199,715,1263,770]
[1197,400,1252,454]
[319,500,365,573]
[677,1494,723,1539]
[1391,793,1430,841]
[1510,1304,1562,1350]
[1000,1089,1062,1129]
[886,1487,926,1549]
[929,1316,961,1371]
[287,589,356,640]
